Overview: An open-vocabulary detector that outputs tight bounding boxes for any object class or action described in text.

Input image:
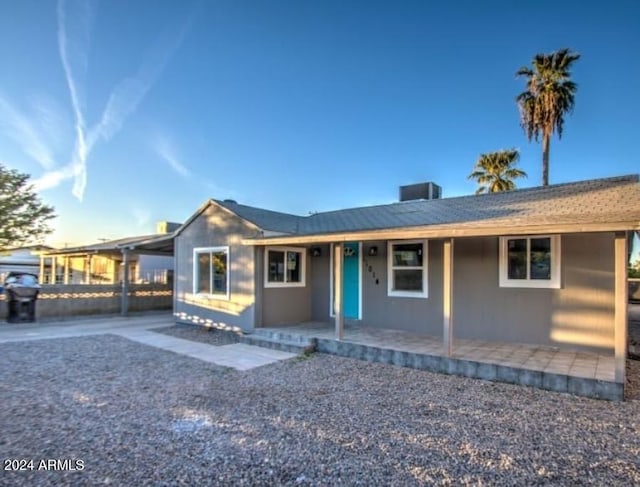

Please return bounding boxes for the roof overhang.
[243,220,640,246]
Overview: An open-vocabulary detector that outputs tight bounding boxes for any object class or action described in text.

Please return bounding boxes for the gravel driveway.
[1,334,639,486]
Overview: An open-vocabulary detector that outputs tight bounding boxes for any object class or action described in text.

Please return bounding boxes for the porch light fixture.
[311,247,322,257]
[368,246,378,257]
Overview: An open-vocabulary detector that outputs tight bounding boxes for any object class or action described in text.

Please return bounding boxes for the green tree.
[468,149,527,195]
[516,48,580,186]
[0,164,55,248]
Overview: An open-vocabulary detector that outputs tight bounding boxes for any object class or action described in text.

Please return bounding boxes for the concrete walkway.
[0,313,296,370]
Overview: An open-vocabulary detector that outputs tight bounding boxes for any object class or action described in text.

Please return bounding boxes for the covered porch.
[328,235,627,397]
[254,321,621,400]
[252,232,630,401]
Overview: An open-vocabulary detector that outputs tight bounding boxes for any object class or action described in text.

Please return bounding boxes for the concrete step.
[250,329,315,345]
[240,333,316,355]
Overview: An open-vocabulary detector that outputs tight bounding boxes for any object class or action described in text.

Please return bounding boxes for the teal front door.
[343,242,360,319]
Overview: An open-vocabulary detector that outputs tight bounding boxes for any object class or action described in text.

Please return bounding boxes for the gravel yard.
[1,334,639,486]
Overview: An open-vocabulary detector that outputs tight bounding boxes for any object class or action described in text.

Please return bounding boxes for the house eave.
[242,220,640,246]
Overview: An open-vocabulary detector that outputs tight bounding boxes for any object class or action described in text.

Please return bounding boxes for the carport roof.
[45,233,175,256]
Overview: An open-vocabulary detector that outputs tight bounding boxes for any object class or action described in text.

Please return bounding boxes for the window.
[265,247,306,287]
[193,247,229,298]
[499,235,561,288]
[387,240,428,298]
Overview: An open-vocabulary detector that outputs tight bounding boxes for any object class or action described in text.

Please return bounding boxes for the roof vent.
[223,199,237,204]
[399,182,442,202]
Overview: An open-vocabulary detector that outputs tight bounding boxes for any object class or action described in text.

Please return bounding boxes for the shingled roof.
[298,174,640,235]
[214,200,302,234]
[217,174,640,243]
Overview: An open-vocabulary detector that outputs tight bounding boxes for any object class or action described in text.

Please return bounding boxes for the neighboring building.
[173,174,640,395]
[0,245,53,282]
[40,222,177,284]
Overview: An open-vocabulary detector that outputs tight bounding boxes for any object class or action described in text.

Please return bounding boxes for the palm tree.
[516,48,580,186]
[468,149,527,194]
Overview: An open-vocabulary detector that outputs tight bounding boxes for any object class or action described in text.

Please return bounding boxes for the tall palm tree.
[468,149,527,194]
[516,48,580,186]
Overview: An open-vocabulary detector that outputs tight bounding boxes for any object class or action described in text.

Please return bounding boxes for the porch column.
[121,248,130,316]
[88,254,94,284]
[334,242,344,340]
[443,238,454,357]
[614,232,628,384]
[63,257,70,284]
[85,254,92,284]
[39,256,45,283]
[50,256,57,284]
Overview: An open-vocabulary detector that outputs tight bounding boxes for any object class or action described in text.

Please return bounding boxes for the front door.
[342,242,360,319]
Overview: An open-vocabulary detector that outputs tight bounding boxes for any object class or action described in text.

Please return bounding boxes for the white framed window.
[499,235,561,289]
[193,246,229,299]
[387,240,428,298]
[265,247,306,288]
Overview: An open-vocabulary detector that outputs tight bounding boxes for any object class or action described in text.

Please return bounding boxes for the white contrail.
[81,9,193,197]
[33,165,76,192]
[56,0,93,200]
[154,135,191,178]
[0,95,56,169]
[87,24,188,150]
[46,0,192,201]
[57,0,89,134]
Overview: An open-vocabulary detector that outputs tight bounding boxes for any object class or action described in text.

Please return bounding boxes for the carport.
[117,233,175,315]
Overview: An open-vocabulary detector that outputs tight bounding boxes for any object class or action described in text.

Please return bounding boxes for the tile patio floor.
[260,322,615,382]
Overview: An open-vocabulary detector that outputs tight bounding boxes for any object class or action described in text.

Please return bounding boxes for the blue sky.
[0,0,639,251]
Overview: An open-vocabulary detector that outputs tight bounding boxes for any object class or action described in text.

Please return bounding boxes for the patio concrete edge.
[315,338,624,401]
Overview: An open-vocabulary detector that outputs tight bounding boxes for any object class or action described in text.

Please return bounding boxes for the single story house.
[41,222,177,285]
[173,174,640,394]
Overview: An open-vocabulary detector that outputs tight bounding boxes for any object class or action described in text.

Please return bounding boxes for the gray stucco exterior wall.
[261,251,314,326]
[174,203,259,332]
[303,234,615,353]
[452,233,615,353]
[262,286,312,325]
[360,240,444,335]
[311,245,331,322]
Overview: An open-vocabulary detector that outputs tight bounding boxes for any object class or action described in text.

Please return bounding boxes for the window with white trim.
[499,235,561,288]
[193,247,229,298]
[265,247,306,287]
[387,240,428,298]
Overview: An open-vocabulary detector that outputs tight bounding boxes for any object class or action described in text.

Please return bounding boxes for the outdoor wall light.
[311,247,322,257]
[368,246,378,257]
